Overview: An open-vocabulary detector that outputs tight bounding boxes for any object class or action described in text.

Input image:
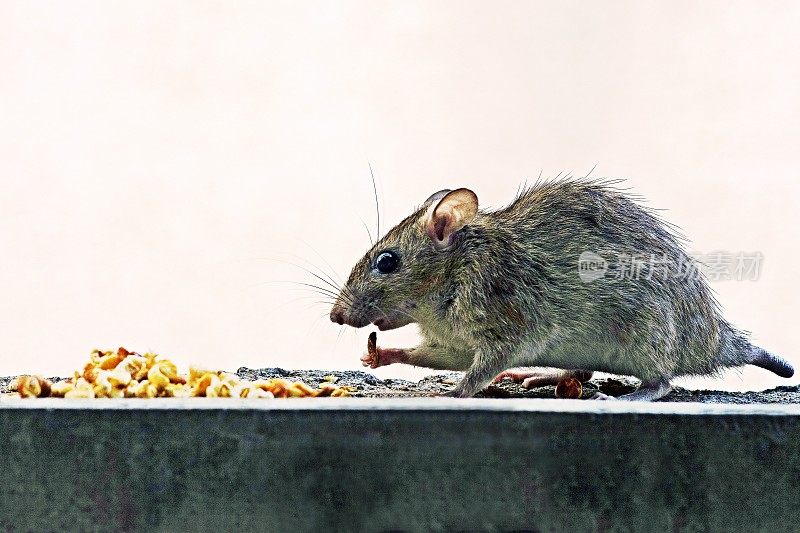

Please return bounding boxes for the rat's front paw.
[361,347,409,369]
[360,351,381,369]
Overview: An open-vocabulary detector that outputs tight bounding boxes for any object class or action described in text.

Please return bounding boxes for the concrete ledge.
[2,399,799,531]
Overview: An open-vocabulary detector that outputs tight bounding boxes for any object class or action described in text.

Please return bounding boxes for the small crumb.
[555,377,582,399]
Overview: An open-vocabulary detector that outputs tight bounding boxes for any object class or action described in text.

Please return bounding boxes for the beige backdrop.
[1,1,798,391]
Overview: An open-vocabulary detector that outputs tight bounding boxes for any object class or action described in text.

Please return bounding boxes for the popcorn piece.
[108,365,133,388]
[314,382,339,397]
[131,380,158,399]
[288,381,316,397]
[206,375,233,398]
[164,383,193,398]
[147,360,179,390]
[124,380,139,398]
[93,370,114,397]
[49,380,75,398]
[117,355,148,382]
[190,371,216,396]
[14,375,52,398]
[245,387,275,399]
[188,366,208,384]
[65,378,95,399]
[98,352,124,370]
[264,378,292,398]
[82,362,100,384]
[234,384,275,399]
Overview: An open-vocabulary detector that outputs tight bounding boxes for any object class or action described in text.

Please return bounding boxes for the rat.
[329,179,794,400]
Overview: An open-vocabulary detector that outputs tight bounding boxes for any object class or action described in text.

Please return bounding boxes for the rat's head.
[330,188,479,330]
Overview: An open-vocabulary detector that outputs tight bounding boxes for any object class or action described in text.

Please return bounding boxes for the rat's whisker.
[300,261,344,294]
[265,296,337,324]
[296,242,347,287]
[368,162,381,241]
[282,294,336,305]
[304,269,343,295]
[301,312,330,339]
[283,255,343,294]
[359,217,374,247]
[278,286,342,304]
[249,279,335,295]
[274,280,339,296]
[249,256,343,295]
[285,281,343,301]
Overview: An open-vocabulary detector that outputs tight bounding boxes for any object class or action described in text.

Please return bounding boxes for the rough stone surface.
[242,368,800,403]
[238,368,800,403]
[3,369,800,403]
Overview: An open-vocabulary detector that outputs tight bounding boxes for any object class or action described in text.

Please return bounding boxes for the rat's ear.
[425,188,478,250]
[423,189,452,206]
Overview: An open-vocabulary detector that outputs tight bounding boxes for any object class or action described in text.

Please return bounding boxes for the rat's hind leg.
[592,378,672,401]
[494,368,593,388]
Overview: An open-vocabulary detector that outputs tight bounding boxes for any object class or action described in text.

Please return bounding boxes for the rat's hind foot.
[493,369,546,383]
[617,379,672,401]
[589,391,618,401]
[494,368,593,389]
[592,379,672,402]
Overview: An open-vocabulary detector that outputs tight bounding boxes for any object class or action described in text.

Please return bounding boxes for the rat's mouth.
[372,318,393,331]
[371,303,418,331]
[331,310,393,330]
[331,303,413,331]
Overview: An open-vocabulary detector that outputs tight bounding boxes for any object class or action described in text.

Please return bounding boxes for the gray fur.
[331,178,793,400]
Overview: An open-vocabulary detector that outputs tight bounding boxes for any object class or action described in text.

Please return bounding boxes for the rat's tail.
[716,321,794,378]
[748,346,794,378]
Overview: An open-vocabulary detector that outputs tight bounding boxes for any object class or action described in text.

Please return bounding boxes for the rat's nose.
[330,309,345,325]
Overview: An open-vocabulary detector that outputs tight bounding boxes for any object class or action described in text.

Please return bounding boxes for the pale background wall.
[1,0,798,391]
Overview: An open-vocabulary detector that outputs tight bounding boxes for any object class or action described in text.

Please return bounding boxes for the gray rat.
[329,179,793,400]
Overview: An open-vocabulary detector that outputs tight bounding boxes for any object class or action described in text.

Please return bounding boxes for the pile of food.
[7,347,352,399]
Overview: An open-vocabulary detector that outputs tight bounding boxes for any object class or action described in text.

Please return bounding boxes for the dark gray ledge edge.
[3,398,799,532]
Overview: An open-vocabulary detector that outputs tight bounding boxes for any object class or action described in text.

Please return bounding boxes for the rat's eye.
[374,251,400,274]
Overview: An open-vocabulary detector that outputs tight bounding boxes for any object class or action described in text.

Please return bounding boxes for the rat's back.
[486,179,776,379]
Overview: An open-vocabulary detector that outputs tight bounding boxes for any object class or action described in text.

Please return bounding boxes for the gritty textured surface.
[239,368,800,403]
[3,368,800,403]
[2,400,800,531]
